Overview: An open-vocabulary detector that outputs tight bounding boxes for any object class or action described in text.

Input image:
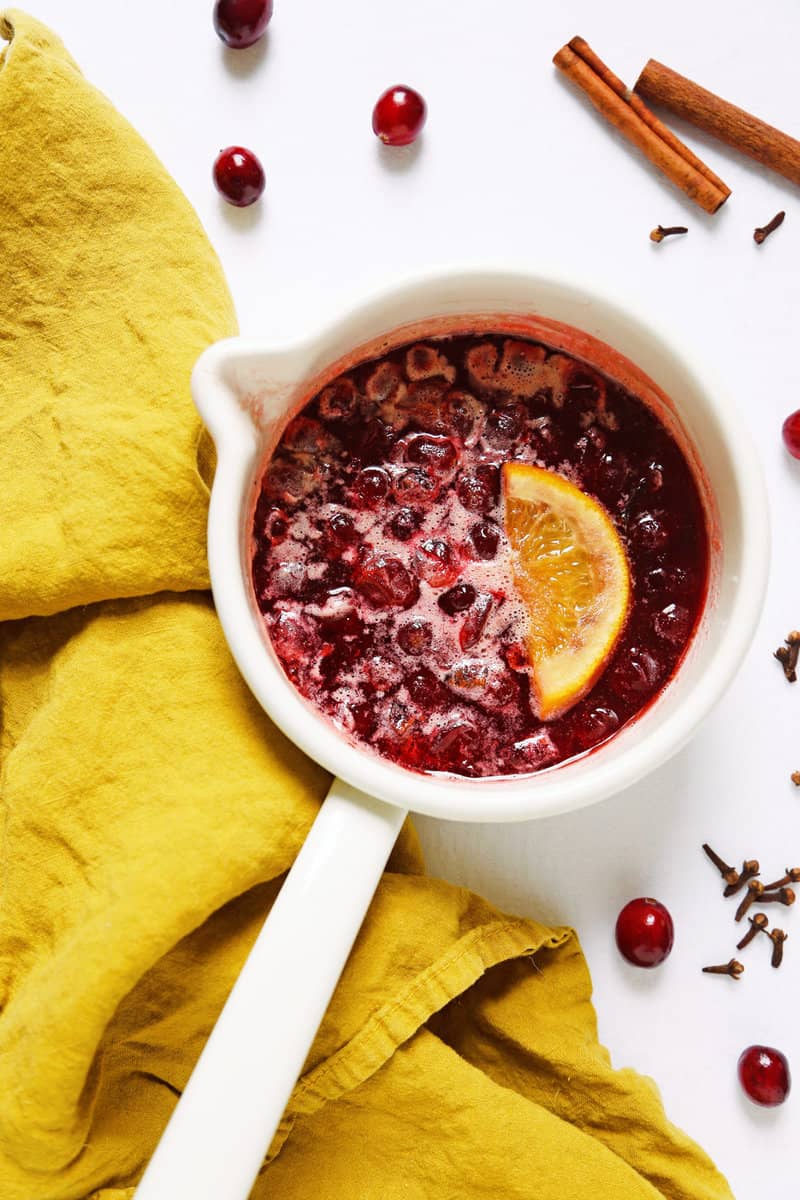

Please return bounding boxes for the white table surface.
[24,0,800,1193]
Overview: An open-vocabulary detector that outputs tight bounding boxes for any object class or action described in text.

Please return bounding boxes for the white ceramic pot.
[134,268,769,1200]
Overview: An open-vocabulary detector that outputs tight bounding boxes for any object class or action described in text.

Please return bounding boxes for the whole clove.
[774,631,800,682]
[754,211,785,244]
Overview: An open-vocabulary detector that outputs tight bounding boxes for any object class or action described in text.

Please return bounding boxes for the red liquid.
[251,334,709,778]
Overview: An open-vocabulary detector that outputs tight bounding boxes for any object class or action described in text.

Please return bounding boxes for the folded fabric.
[0,11,733,1200]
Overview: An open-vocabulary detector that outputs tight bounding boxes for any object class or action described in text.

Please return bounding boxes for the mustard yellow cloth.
[0,11,733,1200]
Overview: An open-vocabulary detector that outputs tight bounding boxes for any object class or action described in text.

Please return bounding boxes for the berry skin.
[213,0,273,48]
[782,409,800,459]
[738,1046,791,1107]
[372,86,427,146]
[615,897,674,968]
[213,146,265,207]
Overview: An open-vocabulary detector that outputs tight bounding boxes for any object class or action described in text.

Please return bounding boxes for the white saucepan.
[134,268,768,1200]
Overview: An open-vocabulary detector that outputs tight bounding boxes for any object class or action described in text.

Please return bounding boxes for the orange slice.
[503,463,631,720]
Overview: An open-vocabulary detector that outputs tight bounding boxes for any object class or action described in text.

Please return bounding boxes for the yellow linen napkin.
[0,11,732,1200]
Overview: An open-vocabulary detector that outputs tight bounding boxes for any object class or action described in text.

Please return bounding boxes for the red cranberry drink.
[251,333,709,778]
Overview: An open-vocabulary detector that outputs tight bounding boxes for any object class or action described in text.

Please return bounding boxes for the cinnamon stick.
[553,39,730,213]
[635,59,800,188]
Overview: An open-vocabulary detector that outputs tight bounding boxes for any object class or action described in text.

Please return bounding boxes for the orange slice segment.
[503,462,631,720]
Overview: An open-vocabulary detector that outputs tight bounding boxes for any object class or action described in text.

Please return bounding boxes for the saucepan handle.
[133,779,407,1200]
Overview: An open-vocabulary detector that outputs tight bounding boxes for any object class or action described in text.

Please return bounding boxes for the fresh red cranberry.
[415,538,459,587]
[388,507,421,541]
[782,410,800,459]
[459,593,493,649]
[352,466,390,506]
[213,0,273,47]
[406,434,458,474]
[398,619,432,656]
[738,1046,791,1107]
[438,582,476,615]
[611,646,662,699]
[468,520,500,560]
[213,146,265,207]
[615,897,674,968]
[372,85,427,146]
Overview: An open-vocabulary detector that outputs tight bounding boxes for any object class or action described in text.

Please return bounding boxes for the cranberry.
[615,897,674,968]
[407,667,447,708]
[415,538,459,588]
[213,0,273,48]
[318,378,359,423]
[372,85,427,146]
[574,706,619,749]
[350,702,377,738]
[653,602,691,646]
[444,390,485,440]
[388,507,421,541]
[438,583,477,615]
[270,611,315,665]
[213,146,265,207]
[611,645,662,699]
[456,465,499,513]
[398,619,432,656]
[394,467,439,505]
[260,507,288,543]
[355,417,394,465]
[355,553,418,608]
[512,730,560,770]
[317,609,362,640]
[459,593,493,649]
[629,510,670,555]
[783,410,800,459]
[406,434,458,474]
[738,1045,791,1107]
[468,520,500,560]
[484,403,525,445]
[320,510,356,554]
[352,466,390,506]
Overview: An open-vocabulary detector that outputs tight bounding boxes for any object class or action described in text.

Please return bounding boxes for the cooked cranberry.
[643,565,691,597]
[573,706,619,749]
[415,539,459,587]
[213,0,272,46]
[268,561,306,598]
[270,611,316,664]
[738,1046,791,1107]
[456,464,499,513]
[372,85,427,146]
[398,619,432,656]
[615,897,674,968]
[504,642,529,672]
[259,507,288,543]
[443,390,485,440]
[317,609,362,639]
[653,603,691,645]
[213,146,265,207]
[355,418,394,465]
[394,467,439,505]
[355,553,418,608]
[611,646,663,699]
[407,667,447,708]
[388,507,421,541]
[406,434,458,474]
[468,520,500,560]
[782,410,800,459]
[350,701,377,738]
[319,510,356,554]
[318,378,359,423]
[484,403,525,445]
[629,509,670,554]
[438,583,476,615]
[459,593,493,649]
[512,730,560,770]
[352,466,390,506]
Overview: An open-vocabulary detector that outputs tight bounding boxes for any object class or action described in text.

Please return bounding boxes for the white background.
[24,0,800,1193]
